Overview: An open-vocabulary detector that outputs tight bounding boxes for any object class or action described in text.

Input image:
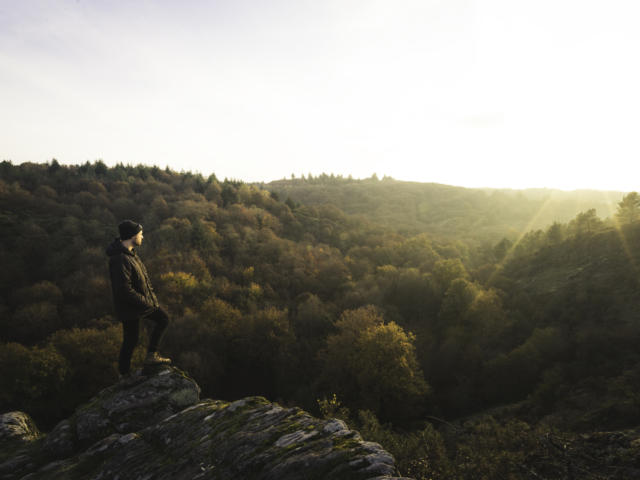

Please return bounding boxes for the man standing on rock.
[106,220,171,377]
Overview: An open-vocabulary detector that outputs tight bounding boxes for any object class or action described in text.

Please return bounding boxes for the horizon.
[2,1,640,192]
[7,158,634,195]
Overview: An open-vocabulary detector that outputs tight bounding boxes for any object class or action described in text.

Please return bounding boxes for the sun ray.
[486,189,640,288]
[604,191,640,277]
[487,194,557,286]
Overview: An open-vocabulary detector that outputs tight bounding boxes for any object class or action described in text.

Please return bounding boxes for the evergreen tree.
[616,191,640,224]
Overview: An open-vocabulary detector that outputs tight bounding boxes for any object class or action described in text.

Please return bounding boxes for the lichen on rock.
[0,366,413,480]
[0,411,40,448]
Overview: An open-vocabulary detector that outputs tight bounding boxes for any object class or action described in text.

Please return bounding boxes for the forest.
[267,173,625,241]
[2,160,640,479]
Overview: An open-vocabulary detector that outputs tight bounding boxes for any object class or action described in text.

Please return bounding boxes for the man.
[106,220,171,377]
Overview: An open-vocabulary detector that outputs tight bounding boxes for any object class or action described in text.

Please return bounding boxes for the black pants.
[118,307,169,375]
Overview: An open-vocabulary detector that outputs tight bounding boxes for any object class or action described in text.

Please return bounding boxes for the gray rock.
[0,412,40,448]
[0,412,41,480]
[42,419,74,458]
[42,364,200,460]
[1,366,412,480]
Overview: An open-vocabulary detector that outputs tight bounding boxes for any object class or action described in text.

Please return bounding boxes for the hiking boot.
[144,351,172,365]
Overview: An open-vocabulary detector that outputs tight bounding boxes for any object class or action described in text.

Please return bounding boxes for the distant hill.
[265,176,625,241]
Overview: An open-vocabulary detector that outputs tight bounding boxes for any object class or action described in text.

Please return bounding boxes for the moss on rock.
[0,366,409,480]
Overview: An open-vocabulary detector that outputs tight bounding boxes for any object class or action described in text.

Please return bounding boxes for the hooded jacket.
[106,238,159,321]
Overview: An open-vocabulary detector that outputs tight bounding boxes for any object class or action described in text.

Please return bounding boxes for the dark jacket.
[106,238,159,321]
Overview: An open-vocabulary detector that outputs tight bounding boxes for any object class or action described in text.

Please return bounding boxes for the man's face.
[133,230,143,246]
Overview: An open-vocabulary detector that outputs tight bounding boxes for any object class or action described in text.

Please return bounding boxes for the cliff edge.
[0,366,412,480]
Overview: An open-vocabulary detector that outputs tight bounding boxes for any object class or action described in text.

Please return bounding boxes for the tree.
[216,306,294,399]
[493,237,512,262]
[434,279,480,345]
[221,183,238,206]
[48,326,122,403]
[5,302,62,344]
[546,222,565,245]
[0,342,69,426]
[616,192,640,225]
[432,258,468,293]
[569,209,602,235]
[158,271,199,309]
[484,327,565,402]
[320,306,429,422]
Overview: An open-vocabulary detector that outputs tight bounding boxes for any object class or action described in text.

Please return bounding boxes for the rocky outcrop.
[0,411,40,453]
[0,366,412,480]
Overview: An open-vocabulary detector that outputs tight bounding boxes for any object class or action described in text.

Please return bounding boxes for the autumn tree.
[320,306,429,422]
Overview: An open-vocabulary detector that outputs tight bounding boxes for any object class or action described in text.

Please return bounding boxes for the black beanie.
[118,220,142,240]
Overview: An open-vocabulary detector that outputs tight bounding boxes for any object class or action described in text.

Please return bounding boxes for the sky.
[1,0,639,191]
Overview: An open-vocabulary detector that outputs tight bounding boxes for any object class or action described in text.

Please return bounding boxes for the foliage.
[2,161,640,478]
[48,325,122,402]
[0,342,69,425]
[266,176,625,242]
[616,192,640,225]
[320,306,429,422]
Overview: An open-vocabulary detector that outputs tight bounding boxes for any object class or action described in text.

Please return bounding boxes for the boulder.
[0,411,41,479]
[0,412,40,449]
